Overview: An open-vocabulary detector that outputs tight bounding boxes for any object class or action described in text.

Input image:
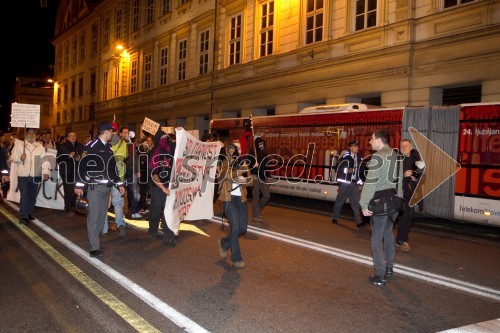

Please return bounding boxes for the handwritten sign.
[161,126,175,134]
[141,117,160,134]
[11,103,41,128]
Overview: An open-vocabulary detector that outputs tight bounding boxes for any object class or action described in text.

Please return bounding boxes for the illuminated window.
[103,16,110,46]
[113,65,120,98]
[229,14,242,65]
[103,70,108,100]
[162,0,171,14]
[199,29,210,75]
[355,0,377,31]
[260,1,274,57]
[130,59,138,93]
[146,0,155,25]
[159,47,169,85]
[178,39,187,81]
[444,0,474,8]
[72,36,78,64]
[306,0,324,44]
[91,24,98,55]
[64,42,69,68]
[132,0,140,32]
[144,53,152,90]
[115,9,122,39]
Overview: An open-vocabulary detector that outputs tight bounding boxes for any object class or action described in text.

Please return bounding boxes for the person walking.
[10,128,50,224]
[56,131,84,217]
[217,144,253,269]
[137,136,153,214]
[359,130,402,286]
[250,135,271,222]
[147,130,176,246]
[331,140,365,227]
[396,139,425,252]
[75,122,125,257]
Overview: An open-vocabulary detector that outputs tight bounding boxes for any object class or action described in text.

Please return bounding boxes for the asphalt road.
[1,197,499,333]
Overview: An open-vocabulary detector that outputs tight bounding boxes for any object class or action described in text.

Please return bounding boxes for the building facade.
[51,0,500,139]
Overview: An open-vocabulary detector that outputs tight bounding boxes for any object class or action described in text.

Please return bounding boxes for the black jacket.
[76,138,123,189]
[335,151,364,184]
[57,141,84,182]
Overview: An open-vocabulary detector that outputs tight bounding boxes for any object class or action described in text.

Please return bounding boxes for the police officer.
[75,121,125,257]
[331,140,365,227]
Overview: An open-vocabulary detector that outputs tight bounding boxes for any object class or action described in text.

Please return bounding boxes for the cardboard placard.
[11,103,41,128]
[141,117,160,134]
[161,126,175,134]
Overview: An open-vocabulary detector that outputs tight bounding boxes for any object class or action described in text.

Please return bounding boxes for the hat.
[348,140,359,147]
[111,121,119,132]
[97,121,113,131]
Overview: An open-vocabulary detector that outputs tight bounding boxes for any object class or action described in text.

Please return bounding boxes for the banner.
[6,149,65,210]
[164,128,223,233]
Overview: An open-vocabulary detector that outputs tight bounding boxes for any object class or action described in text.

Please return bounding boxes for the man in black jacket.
[331,140,365,227]
[57,131,84,217]
[250,135,271,222]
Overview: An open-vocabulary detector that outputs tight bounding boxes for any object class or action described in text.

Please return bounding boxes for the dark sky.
[0,0,60,132]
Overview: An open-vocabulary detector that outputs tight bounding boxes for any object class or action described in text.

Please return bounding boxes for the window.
[71,80,76,99]
[130,59,138,93]
[78,77,84,96]
[57,47,63,73]
[91,24,98,55]
[103,16,110,46]
[113,65,120,98]
[355,0,377,31]
[178,39,187,81]
[444,0,474,8]
[199,30,210,75]
[78,106,83,121]
[144,53,152,90]
[70,108,75,122]
[146,0,155,25]
[64,42,70,68]
[162,0,171,15]
[306,0,324,44]
[229,14,242,65]
[72,36,78,64]
[103,70,108,100]
[57,112,60,125]
[64,84,68,101]
[90,72,96,94]
[115,9,122,39]
[132,0,140,32]
[443,85,481,105]
[260,1,274,57]
[159,47,169,85]
[63,110,67,124]
[79,31,85,61]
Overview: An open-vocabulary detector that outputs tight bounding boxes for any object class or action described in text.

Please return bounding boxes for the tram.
[210,103,500,227]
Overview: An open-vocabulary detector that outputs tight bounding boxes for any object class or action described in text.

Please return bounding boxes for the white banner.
[164,128,223,233]
[6,149,65,210]
[11,103,41,128]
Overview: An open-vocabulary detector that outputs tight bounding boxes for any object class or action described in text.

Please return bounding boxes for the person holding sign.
[217,144,253,269]
[10,128,50,225]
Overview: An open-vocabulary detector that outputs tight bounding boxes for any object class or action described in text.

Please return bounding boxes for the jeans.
[126,170,139,214]
[220,195,248,262]
[332,182,363,225]
[103,186,125,232]
[18,176,41,219]
[370,213,397,277]
[251,176,270,218]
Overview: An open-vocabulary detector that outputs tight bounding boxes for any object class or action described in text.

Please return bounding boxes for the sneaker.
[101,231,108,236]
[384,267,394,280]
[217,238,227,258]
[131,213,142,219]
[369,274,385,286]
[399,242,411,252]
[233,260,245,269]
[119,225,127,237]
[139,209,145,214]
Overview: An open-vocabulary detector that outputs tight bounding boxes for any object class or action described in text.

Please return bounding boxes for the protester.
[217,144,253,269]
[0,147,9,198]
[10,128,50,224]
[56,131,84,217]
[147,130,176,246]
[75,122,125,257]
[359,130,402,286]
[137,136,153,214]
[119,127,141,219]
[41,128,57,150]
[331,140,365,227]
[250,135,271,223]
[396,139,425,252]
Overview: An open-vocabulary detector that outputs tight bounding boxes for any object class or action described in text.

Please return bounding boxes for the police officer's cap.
[98,121,113,131]
[348,140,359,147]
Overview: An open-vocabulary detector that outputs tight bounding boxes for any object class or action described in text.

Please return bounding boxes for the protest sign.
[141,117,160,134]
[11,103,41,128]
